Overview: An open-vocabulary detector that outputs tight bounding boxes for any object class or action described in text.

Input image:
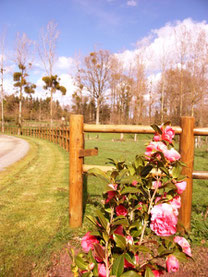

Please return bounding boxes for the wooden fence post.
[69,114,84,227]
[179,116,195,231]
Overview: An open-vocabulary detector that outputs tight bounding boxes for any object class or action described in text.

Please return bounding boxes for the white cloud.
[54,56,74,73]
[117,18,208,75]
[127,0,137,7]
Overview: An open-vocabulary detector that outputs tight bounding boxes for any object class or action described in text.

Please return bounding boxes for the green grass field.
[0,133,207,276]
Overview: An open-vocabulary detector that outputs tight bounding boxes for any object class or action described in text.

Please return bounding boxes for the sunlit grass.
[0,133,207,276]
[0,137,71,276]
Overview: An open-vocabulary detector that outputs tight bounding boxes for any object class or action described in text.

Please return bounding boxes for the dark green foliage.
[42,75,66,95]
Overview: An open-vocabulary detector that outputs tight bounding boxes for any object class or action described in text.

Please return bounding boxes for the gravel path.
[0,134,30,171]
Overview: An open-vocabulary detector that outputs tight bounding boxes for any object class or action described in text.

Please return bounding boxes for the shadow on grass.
[82,174,103,218]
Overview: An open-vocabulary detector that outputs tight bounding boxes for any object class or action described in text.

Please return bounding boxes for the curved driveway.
[0,135,30,171]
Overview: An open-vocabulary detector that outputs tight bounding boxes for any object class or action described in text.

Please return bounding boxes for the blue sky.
[1,0,208,56]
[1,0,208,104]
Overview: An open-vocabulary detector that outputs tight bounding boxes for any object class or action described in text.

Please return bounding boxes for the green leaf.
[124,253,135,266]
[145,267,154,277]
[88,168,111,182]
[75,256,88,270]
[172,164,182,178]
[120,271,139,277]
[86,215,98,226]
[112,254,124,276]
[160,166,169,175]
[112,217,129,227]
[141,165,153,177]
[151,124,162,134]
[114,234,127,250]
[96,210,108,229]
[172,251,187,262]
[93,243,105,261]
[121,187,142,194]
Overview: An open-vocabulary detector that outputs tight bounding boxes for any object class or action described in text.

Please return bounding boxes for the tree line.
[0,20,208,131]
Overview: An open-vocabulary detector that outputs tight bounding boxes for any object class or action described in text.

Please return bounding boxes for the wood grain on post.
[178,116,195,231]
[69,115,84,227]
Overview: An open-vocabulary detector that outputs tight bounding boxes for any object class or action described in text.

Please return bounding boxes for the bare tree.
[174,24,191,117]
[38,21,66,127]
[13,32,34,135]
[0,29,6,132]
[76,49,111,124]
[132,53,147,124]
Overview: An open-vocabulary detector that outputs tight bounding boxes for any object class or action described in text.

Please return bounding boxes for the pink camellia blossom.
[175,181,187,194]
[152,269,163,277]
[98,263,106,277]
[163,148,181,162]
[115,204,128,216]
[170,195,181,216]
[152,180,162,189]
[166,255,179,273]
[126,235,134,245]
[145,141,168,158]
[105,191,116,203]
[150,203,177,236]
[114,225,124,236]
[81,232,99,253]
[174,236,192,257]
[137,201,143,210]
[132,180,138,186]
[88,263,95,270]
[162,126,175,143]
[153,133,161,142]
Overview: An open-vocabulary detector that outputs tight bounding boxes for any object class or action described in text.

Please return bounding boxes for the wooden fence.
[2,116,208,231]
[3,126,70,152]
[69,115,208,231]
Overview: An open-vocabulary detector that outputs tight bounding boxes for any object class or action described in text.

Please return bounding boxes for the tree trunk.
[96,98,100,125]
[161,76,165,123]
[1,74,4,132]
[50,88,53,128]
[18,89,22,135]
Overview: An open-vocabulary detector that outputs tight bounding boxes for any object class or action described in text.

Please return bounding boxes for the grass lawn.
[0,132,207,276]
[0,136,71,276]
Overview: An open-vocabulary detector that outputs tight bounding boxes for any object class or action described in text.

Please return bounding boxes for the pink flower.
[170,195,181,216]
[175,181,187,194]
[116,204,128,216]
[166,255,179,273]
[152,180,162,189]
[126,235,134,245]
[114,225,124,236]
[88,263,95,270]
[81,232,99,253]
[153,133,161,142]
[164,148,181,162]
[162,126,175,143]
[132,180,138,186]
[137,201,143,210]
[152,269,163,277]
[105,191,116,203]
[145,141,168,158]
[150,203,177,236]
[174,236,192,257]
[98,263,106,277]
